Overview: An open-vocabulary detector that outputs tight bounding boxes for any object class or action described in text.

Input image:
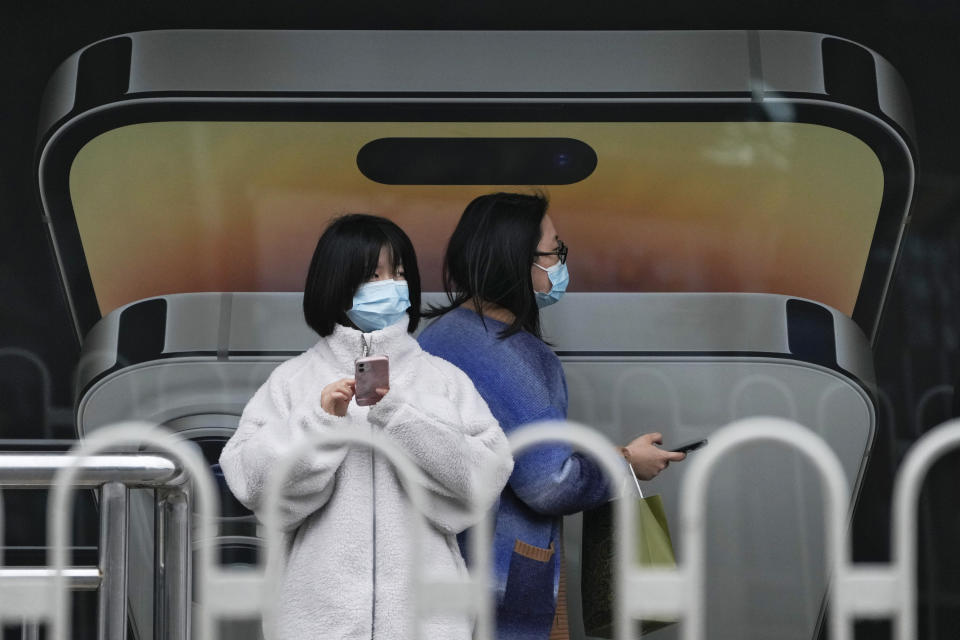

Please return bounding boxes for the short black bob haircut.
[303,214,421,337]
[428,192,549,340]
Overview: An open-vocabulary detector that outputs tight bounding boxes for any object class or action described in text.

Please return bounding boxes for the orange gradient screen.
[69,122,883,315]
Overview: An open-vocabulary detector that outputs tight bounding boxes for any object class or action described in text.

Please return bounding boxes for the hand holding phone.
[668,438,708,454]
[621,432,688,481]
[355,355,389,406]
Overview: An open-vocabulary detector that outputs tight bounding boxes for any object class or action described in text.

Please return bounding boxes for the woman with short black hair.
[420,193,683,640]
[303,214,422,337]
[220,213,513,640]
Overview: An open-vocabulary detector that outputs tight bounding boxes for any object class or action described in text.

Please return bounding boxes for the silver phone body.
[37,29,915,347]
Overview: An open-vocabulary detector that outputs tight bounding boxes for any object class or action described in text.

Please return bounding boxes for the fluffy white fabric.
[219,320,514,640]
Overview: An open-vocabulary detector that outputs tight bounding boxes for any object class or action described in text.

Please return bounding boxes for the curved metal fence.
[0,416,958,639]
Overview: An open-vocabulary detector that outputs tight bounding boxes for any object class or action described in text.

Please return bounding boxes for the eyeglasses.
[534,239,567,265]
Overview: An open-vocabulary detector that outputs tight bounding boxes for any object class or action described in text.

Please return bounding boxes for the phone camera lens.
[553,152,570,168]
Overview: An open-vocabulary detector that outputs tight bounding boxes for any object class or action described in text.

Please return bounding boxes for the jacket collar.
[312,319,420,372]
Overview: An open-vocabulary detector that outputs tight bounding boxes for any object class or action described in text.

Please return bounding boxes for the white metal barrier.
[892,418,960,639]
[0,416,958,638]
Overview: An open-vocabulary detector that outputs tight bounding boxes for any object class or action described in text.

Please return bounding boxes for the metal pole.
[155,487,190,640]
[155,489,168,640]
[0,454,180,487]
[2,567,101,589]
[20,621,40,640]
[98,481,129,640]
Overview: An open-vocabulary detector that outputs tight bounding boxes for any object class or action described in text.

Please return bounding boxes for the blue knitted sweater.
[418,307,610,640]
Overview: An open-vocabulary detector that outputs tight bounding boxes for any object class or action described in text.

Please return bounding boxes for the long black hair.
[428,192,548,340]
[303,214,421,337]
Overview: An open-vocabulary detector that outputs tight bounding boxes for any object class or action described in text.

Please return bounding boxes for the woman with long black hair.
[419,193,683,640]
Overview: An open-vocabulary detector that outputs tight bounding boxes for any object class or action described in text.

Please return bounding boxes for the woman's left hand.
[366,387,407,427]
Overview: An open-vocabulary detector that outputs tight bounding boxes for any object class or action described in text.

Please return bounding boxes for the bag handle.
[630,470,645,499]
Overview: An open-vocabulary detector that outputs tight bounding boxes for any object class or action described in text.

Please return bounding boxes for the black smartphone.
[669,438,708,454]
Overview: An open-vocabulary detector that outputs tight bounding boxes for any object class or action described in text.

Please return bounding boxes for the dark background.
[2,1,959,638]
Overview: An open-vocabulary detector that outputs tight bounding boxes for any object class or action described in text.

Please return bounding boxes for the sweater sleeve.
[367,366,514,535]
[218,364,352,532]
[506,404,613,516]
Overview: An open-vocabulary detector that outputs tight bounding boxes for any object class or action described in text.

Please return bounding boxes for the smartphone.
[355,355,389,406]
[669,438,708,454]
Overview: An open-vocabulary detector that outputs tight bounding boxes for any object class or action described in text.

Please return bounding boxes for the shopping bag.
[581,474,678,638]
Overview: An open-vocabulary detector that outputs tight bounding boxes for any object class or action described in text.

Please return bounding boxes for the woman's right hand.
[321,378,356,417]
[621,432,686,481]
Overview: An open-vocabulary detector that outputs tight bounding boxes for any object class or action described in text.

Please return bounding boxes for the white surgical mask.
[533,261,569,308]
[346,280,411,332]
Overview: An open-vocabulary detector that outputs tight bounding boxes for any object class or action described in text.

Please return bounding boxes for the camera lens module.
[357,138,596,185]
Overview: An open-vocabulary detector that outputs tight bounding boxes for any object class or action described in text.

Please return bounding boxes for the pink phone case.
[355,355,389,406]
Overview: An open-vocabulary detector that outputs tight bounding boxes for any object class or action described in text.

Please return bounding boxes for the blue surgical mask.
[533,261,569,308]
[346,280,411,332]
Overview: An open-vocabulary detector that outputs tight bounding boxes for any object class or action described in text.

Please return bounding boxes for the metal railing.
[0,444,187,640]
[0,417,958,639]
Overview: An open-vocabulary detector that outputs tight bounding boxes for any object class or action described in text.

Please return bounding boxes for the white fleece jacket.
[218,320,514,640]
